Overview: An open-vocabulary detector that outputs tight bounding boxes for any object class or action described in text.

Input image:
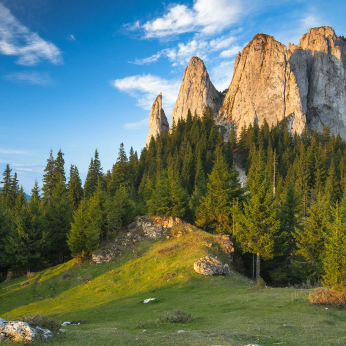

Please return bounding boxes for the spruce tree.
[295,193,330,278]
[67,165,83,211]
[237,149,280,280]
[84,149,103,198]
[322,202,346,290]
[42,150,56,203]
[196,147,242,233]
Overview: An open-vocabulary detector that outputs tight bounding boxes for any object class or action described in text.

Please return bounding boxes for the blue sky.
[1,0,346,193]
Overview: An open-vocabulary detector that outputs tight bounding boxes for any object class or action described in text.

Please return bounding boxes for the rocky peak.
[172,56,223,124]
[218,26,346,139]
[218,33,288,131]
[145,93,169,147]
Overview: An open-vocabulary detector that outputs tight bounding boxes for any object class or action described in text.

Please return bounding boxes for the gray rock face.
[172,57,223,123]
[0,318,53,342]
[145,93,169,147]
[296,27,346,136]
[194,256,224,275]
[218,26,346,139]
[128,215,185,239]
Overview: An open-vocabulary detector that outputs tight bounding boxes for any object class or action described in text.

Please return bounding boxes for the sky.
[1,0,346,193]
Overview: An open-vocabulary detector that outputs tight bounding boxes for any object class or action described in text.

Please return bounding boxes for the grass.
[1,228,346,345]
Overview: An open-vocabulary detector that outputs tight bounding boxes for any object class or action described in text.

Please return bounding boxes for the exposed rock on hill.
[0,318,52,342]
[145,93,169,147]
[218,26,346,138]
[172,57,223,124]
[194,256,225,275]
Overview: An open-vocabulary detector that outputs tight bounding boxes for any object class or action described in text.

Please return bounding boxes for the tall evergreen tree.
[237,149,280,280]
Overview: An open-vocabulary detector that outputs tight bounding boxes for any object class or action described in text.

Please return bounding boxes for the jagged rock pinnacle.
[145,93,169,147]
[172,57,223,124]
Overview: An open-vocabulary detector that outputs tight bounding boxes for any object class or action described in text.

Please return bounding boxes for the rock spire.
[145,93,169,147]
[218,26,346,138]
[172,57,223,124]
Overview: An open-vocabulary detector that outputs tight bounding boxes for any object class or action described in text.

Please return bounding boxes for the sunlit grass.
[1,228,346,345]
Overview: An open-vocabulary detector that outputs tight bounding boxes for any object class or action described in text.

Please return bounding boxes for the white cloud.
[0,3,62,65]
[140,0,244,38]
[134,34,242,67]
[68,34,76,41]
[124,117,149,130]
[112,74,180,114]
[220,46,242,58]
[5,71,53,86]
[0,148,27,154]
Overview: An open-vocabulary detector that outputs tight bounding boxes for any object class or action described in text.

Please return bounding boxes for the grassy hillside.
[1,227,346,346]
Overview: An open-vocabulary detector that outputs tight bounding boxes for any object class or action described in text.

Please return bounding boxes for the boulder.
[194,256,224,276]
[0,318,53,342]
[92,246,120,264]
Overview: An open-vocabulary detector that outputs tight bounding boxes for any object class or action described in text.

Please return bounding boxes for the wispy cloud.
[5,71,54,86]
[68,34,76,41]
[133,34,242,67]
[220,46,242,58]
[0,148,28,155]
[0,3,62,65]
[132,0,245,39]
[124,117,149,130]
[112,74,180,114]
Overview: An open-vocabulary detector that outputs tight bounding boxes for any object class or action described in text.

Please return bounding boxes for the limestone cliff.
[218,26,346,138]
[145,93,169,147]
[172,57,223,124]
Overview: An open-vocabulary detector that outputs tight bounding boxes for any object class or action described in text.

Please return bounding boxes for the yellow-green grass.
[1,229,346,346]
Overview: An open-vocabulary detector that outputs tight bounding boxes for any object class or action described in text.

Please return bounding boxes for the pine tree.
[68,200,100,257]
[84,149,103,198]
[196,147,242,233]
[237,149,280,280]
[44,178,72,263]
[295,193,330,278]
[42,150,56,202]
[54,149,66,183]
[67,165,83,211]
[109,143,128,194]
[322,202,346,291]
[1,164,12,208]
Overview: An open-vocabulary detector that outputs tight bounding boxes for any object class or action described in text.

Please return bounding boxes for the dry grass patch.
[309,288,346,308]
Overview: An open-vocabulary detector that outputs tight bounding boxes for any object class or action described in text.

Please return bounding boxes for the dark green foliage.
[84,149,103,198]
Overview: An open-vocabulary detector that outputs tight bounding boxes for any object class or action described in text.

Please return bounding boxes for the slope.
[1,225,346,346]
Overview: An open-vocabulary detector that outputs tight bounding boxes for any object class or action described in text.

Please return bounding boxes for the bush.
[250,277,267,290]
[18,313,61,333]
[158,310,193,323]
[309,288,346,308]
[27,272,35,279]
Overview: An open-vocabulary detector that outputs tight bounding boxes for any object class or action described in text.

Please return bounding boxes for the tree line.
[1,107,346,291]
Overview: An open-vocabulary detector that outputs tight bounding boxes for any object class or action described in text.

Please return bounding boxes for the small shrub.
[250,277,267,290]
[18,313,61,333]
[309,288,346,308]
[157,244,178,255]
[158,310,193,324]
[27,272,35,279]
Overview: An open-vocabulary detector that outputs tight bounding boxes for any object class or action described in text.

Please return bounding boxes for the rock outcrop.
[0,318,52,342]
[127,215,185,239]
[145,93,169,147]
[194,256,225,275]
[218,26,346,139]
[172,57,223,123]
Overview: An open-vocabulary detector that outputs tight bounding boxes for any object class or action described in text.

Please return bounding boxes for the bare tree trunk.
[252,254,255,280]
[256,253,260,280]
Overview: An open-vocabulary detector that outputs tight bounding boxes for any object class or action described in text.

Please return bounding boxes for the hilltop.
[1,223,346,346]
